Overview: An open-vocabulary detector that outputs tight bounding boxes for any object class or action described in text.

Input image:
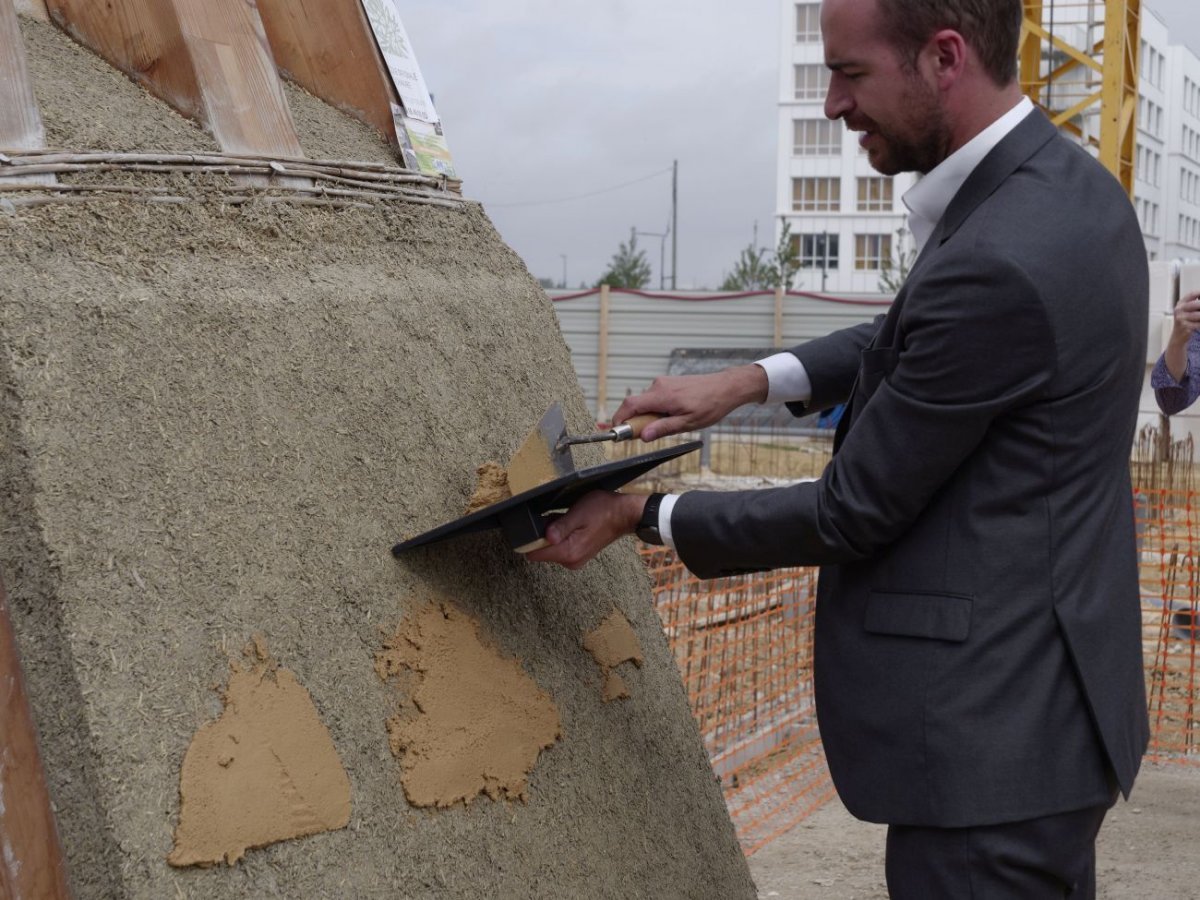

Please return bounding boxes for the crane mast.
[1019,0,1142,198]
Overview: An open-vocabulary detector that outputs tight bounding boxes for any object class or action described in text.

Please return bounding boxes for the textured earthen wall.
[0,15,755,899]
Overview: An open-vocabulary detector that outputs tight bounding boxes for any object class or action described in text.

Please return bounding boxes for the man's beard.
[866,76,951,176]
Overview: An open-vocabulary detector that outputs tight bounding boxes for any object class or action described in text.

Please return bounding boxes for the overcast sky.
[399,1,1200,291]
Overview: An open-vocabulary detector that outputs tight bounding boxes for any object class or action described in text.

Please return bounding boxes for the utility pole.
[671,159,678,290]
[559,254,567,289]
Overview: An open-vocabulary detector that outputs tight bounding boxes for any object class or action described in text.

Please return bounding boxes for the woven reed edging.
[0,150,467,211]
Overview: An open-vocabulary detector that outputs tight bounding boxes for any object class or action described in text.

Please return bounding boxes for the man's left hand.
[525,491,646,570]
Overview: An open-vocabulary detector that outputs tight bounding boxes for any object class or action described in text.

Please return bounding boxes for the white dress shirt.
[658,97,1035,549]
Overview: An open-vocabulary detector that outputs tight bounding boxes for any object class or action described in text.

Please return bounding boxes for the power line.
[479,166,673,209]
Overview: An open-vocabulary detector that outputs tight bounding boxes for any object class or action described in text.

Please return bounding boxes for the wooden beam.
[597,284,611,421]
[172,0,302,157]
[773,285,784,349]
[0,0,55,184]
[0,0,44,151]
[254,0,398,148]
[46,0,303,158]
[0,575,71,900]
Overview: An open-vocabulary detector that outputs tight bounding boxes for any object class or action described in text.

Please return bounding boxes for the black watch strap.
[635,493,666,546]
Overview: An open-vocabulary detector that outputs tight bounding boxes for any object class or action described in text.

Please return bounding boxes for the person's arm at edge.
[1154,292,1200,415]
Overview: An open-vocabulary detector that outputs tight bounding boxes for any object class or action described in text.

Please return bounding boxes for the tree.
[719,244,775,290]
[773,221,802,290]
[537,276,556,289]
[878,227,917,295]
[596,230,652,289]
[719,222,802,291]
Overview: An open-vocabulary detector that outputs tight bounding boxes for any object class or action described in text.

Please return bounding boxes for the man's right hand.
[611,364,769,442]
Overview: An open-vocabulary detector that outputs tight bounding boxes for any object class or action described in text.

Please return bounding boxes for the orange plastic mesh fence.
[639,544,835,856]
[636,423,1200,856]
[1133,427,1200,763]
[1139,487,1200,761]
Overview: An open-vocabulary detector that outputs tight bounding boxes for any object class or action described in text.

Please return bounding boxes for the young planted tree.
[773,221,802,291]
[719,244,775,291]
[720,222,803,291]
[596,230,652,289]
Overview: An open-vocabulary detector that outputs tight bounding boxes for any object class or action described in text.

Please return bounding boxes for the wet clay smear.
[583,610,644,702]
[505,419,561,496]
[375,601,562,808]
[168,638,351,867]
[464,461,511,514]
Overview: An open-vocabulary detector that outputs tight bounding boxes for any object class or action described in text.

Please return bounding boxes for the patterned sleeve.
[1152,332,1200,415]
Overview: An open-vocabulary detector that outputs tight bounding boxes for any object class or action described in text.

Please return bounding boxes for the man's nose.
[824,77,852,121]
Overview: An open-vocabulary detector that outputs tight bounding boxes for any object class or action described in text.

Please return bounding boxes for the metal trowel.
[507,402,661,496]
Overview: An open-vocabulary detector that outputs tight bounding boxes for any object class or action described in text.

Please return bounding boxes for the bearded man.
[531,1,1149,895]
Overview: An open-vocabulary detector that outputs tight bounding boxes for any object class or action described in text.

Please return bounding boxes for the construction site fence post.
[597,283,610,420]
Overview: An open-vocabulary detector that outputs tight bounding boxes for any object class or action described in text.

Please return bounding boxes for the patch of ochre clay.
[464,460,512,513]
[375,601,562,808]
[168,637,351,867]
[583,610,644,702]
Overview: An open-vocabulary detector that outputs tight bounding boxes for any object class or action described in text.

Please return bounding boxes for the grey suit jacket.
[673,111,1150,827]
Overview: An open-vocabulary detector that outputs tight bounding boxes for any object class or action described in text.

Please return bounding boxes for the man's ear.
[922,28,968,89]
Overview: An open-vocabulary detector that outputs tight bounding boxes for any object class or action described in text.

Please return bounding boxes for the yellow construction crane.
[1019,0,1141,198]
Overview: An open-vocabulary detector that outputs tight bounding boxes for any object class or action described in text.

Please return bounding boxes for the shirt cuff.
[659,493,680,550]
[756,353,813,404]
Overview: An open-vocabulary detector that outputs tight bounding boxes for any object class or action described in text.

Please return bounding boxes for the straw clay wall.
[0,14,754,899]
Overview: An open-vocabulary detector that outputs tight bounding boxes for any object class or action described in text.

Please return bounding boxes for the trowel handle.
[611,414,662,442]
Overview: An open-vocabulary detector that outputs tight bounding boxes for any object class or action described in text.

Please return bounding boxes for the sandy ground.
[750,761,1200,899]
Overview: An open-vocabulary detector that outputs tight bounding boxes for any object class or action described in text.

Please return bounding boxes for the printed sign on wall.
[361,0,457,178]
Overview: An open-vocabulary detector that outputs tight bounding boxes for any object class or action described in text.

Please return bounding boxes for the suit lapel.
[934,108,1057,247]
[832,110,1059,453]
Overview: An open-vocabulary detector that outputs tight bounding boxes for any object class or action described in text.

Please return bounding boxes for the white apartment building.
[776,2,1200,293]
[775,1,916,294]
[1158,16,1200,263]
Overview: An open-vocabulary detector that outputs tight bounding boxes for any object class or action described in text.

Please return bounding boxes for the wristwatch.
[635,493,666,546]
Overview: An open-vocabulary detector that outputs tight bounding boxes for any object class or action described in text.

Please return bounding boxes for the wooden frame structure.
[44,0,304,157]
[254,0,401,151]
[2,0,409,162]
[1020,0,1141,198]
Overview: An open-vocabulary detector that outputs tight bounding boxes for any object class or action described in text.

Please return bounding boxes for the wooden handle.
[624,414,661,440]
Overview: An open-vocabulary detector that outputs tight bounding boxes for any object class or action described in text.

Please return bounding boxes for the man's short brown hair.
[876,0,1023,85]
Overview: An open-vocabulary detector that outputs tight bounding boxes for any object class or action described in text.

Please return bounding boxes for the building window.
[793,119,841,155]
[1139,97,1163,138]
[855,234,892,270]
[856,177,893,211]
[793,64,830,101]
[1141,44,1164,89]
[795,3,821,41]
[793,233,839,270]
[792,177,841,211]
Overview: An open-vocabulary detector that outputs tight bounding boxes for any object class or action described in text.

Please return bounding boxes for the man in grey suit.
[530,0,1149,894]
